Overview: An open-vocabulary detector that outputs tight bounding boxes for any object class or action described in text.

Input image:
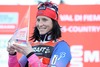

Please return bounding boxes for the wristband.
[9,52,16,55]
[26,52,34,58]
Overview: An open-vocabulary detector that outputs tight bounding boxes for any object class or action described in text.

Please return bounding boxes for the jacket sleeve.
[9,55,29,67]
[27,54,47,67]
[9,54,47,67]
[49,40,72,67]
[8,55,20,67]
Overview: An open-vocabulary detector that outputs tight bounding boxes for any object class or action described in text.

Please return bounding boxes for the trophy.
[8,7,30,46]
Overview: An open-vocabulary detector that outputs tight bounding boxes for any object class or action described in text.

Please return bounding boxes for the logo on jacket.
[32,45,54,58]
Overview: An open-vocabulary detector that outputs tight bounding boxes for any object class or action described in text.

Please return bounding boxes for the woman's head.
[31,2,61,41]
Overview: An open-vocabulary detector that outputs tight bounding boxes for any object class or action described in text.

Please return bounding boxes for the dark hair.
[30,19,61,42]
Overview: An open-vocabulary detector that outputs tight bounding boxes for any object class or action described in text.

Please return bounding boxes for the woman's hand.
[7,42,16,55]
[13,42,33,56]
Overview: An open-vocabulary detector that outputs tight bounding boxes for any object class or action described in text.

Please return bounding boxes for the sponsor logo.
[0,12,18,24]
[58,52,66,60]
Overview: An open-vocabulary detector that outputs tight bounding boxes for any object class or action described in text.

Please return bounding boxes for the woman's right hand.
[7,42,16,55]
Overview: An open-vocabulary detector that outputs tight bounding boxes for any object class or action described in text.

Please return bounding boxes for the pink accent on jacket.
[8,54,47,67]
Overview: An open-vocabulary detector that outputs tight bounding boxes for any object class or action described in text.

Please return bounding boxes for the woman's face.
[36,16,53,35]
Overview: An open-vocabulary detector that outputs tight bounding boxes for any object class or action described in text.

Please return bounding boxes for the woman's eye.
[42,18,47,21]
[37,19,40,22]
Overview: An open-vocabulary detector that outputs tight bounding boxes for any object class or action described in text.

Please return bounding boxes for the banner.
[58,4,100,67]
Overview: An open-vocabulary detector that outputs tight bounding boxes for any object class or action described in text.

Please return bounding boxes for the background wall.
[0,1,100,67]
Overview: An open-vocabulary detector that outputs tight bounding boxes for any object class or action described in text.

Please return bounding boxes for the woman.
[7,2,72,67]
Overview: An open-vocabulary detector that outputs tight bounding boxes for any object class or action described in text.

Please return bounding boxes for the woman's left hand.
[13,42,33,56]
